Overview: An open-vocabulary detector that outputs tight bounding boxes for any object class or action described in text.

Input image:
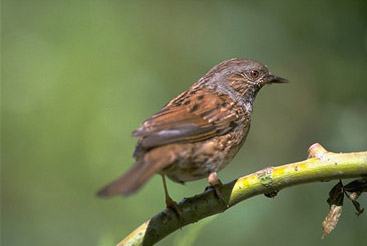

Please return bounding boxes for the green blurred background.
[2,1,366,245]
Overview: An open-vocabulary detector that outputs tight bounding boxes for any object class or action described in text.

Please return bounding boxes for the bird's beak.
[267,75,289,83]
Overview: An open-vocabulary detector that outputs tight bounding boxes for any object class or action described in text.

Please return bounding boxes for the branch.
[117,143,367,246]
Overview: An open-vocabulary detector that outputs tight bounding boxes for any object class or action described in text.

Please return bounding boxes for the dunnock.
[97,58,287,212]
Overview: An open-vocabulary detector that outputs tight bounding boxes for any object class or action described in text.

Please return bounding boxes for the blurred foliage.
[1,0,366,246]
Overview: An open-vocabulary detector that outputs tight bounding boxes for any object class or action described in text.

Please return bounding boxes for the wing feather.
[132,88,244,150]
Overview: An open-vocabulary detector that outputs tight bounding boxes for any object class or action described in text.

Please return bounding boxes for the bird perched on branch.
[97,58,288,214]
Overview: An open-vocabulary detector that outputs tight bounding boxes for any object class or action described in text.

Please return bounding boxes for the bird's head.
[201,58,288,108]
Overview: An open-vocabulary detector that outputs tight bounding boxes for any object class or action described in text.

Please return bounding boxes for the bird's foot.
[161,175,183,217]
[206,172,228,206]
[165,195,183,217]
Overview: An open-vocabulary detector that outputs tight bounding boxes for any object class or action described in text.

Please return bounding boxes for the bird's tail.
[97,149,174,197]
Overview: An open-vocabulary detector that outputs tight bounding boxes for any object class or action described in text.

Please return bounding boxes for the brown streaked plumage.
[97,58,287,211]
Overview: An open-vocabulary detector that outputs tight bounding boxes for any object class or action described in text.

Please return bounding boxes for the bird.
[97,58,287,213]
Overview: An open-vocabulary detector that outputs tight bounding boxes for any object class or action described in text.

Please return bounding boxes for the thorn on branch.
[308,143,328,159]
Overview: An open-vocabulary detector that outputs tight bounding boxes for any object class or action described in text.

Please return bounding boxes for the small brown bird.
[97,58,287,211]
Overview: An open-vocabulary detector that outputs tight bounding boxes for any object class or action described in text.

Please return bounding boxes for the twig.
[117,143,367,246]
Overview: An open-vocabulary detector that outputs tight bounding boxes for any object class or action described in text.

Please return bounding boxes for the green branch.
[117,143,367,246]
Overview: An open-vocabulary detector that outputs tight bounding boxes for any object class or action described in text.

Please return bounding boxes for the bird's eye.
[250,70,260,79]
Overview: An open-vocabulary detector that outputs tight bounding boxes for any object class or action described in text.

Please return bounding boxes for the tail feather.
[97,145,177,197]
[97,160,148,197]
[97,150,174,197]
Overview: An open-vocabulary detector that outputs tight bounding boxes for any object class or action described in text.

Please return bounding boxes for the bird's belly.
[166,167,209,183]
[161,128,247,184]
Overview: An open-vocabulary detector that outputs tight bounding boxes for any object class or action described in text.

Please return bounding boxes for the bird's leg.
[161,175,182,217]
[207,172,227,205]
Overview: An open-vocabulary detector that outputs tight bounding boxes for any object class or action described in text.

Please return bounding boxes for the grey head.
[197,58,288,112]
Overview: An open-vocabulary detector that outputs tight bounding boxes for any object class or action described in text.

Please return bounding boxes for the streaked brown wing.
[132,88,243,149]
